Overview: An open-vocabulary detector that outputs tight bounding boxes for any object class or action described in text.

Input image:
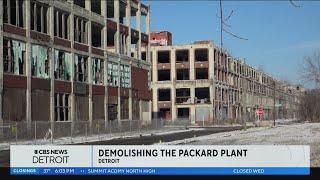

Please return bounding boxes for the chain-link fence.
[1,117,247,145]
[0,119,168,145]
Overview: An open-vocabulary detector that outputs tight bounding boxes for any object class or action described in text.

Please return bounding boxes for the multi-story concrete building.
[0,0,152,131]
[150,39,302,125]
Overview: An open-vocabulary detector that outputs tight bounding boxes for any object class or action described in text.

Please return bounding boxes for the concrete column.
[190,106,196,124]
[152,87,158,112]
[62,13,65,39]
[49,4,55,128]
[7,0,10,24]
[101,0,108,125]
[189,48,195,80]
[170,48,176,121]
[148,100,152,123]
[40,6,44,33]
[0,1,4,136]
[129,84,132,120]
[209,46,214,124]
[126,0,131,57]
[114,0,120,53]
[88,13,93,127]
[103,58,108,124]
[209,86,214,124]
[85,0,91,11]
[80,19,84,43]
[55,11,59,37]
[171,87,176,121]
[190,87,195,104]
[208,46,214,79]
[139,100,142,122]
[25,0,32,132]
[117,60,121,122]
[33,2,37,30]
[70,2,75,123]
[146,5,151,63]
[170,49,176,81]
[146,6,150,36]
[16,0,19,26]
[152,49,157,82]
[137,3,141,59]
[113,0,121,122]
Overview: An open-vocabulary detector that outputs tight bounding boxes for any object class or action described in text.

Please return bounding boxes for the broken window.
[31,44,49,78]
[91,0,101,15]
[54,93,70,121]
[107,0,115,20]
[120,97,129,119]
[92,58,104,85]
[54,49,71,81]
[130,43,139,58]
[107,29,116,52]
[3,38,25,75]
[108,104,118,121]
[30,1,48,33]
[141,52,146,61]
[120,64,130,88]
[3,0,24,27]
[176,50,189,63]
[132,99,140,120]
[176,69,189,80]
[92,23,103,48]
[119,0,127,24]
[74,54,88,82]
[141,11,147,33]
[177,108,190,119]
[195,87,210,103]
[195,68,208,79]
[74,16,88,44]
[158,89,171,101]
[157,51,170,63]
[159,108,171,120]
[54,9,69,39]
[195,49,208,61]
[130,6,137,29]
[107,61,119,87]
[74,0,85,8]
[158,70,170,81]
[176,88,191,104]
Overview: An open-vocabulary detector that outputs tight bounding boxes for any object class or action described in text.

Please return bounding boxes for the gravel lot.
[163,123,320,167]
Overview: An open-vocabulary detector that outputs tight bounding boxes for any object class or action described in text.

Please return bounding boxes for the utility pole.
[217,0,248,124]
[273,80,276,126]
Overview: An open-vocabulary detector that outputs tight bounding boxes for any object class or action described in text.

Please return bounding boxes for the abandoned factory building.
[0,0,152,126]
[150,34,303,125]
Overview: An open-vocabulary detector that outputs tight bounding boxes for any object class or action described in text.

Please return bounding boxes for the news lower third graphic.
[10,145,310,175]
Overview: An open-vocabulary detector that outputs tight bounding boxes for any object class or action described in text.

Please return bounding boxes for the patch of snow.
[160,122,320,167]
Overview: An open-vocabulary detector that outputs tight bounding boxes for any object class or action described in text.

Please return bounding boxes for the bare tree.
[289,0,302,8]
[299,89,320,122]
[300,50,320,87]
[298,50,320,122]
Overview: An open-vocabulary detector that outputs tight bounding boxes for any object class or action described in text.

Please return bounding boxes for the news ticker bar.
[10,167,310,175]
[10,145,310,175]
